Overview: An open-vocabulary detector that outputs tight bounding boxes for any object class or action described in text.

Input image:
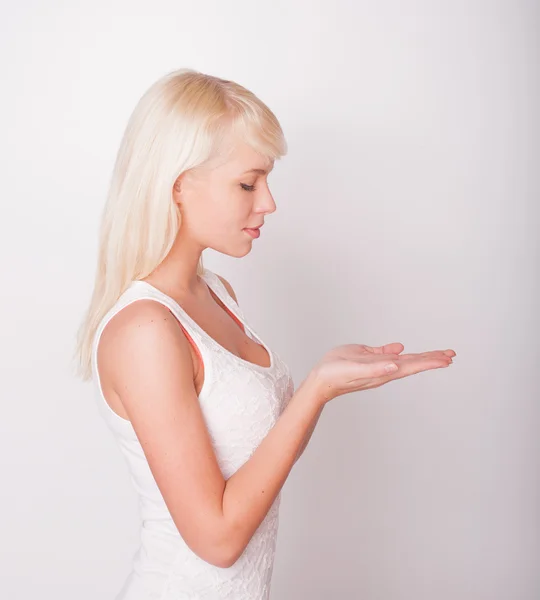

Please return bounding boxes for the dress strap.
[202,269,264,343]
[92,282,218,430]
[201,269,246,319]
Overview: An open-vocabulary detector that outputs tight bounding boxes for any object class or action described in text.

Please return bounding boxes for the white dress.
[91,267,295,600]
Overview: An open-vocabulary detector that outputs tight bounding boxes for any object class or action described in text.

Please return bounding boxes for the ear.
[173,168,200,207]
[172,174,184,206]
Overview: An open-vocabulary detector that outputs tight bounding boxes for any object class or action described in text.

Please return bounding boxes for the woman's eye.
[240,183,256,192]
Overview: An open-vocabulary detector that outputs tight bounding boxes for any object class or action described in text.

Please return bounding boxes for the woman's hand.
[308,342,456,405]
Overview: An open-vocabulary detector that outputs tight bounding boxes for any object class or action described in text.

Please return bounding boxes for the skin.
[97,136,457,568]
[99,137,276,417]
[143,137,278,394]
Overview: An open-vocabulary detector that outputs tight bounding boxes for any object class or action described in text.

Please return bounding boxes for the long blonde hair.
[73,68,287,381]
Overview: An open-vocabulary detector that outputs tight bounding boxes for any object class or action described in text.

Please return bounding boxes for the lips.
[243,227,261,239]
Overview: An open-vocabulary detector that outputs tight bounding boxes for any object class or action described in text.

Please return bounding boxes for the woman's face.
[174,140,277,257]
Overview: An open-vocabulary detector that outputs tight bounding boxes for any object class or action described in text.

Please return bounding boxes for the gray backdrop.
[1,1,538,598]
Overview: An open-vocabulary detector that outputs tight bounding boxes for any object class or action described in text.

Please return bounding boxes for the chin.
[212,242,252,258]
[231,246,252,258]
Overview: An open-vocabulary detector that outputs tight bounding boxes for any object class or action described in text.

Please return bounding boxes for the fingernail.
[385,363,398,372]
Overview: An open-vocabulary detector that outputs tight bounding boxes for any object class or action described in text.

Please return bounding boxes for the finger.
[381,342,405,355]
[362,343,404,355]
[395,350,454,361]
[356,353,453,390]
[418,349,455,359]
[389,356,452,379]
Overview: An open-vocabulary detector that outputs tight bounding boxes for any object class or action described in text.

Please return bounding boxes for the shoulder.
[98,299,196,383]
[102,298,175,341]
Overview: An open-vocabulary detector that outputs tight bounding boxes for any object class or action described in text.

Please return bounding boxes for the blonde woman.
[74,68,456,600]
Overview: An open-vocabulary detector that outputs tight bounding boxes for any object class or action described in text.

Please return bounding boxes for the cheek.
[212,190,251,223]
[190,192,247,237]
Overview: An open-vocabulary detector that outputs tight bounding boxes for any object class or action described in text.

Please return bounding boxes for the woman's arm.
[100,300,326,570]
[294,403,324,464]
[221,375,323,563]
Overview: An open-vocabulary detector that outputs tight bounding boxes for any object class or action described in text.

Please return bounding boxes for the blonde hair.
[73,68,287,381]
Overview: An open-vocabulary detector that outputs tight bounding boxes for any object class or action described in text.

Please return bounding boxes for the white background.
[1,1,538,598]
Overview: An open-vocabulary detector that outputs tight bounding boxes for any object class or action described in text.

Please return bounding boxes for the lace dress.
[91,268,295,599]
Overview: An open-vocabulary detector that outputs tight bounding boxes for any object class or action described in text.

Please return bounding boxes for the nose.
[257,188,277,216]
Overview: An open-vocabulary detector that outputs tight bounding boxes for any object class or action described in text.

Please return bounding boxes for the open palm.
[311,342,456,403]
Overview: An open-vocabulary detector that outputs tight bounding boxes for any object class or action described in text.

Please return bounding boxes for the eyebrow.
[242,166,274,175]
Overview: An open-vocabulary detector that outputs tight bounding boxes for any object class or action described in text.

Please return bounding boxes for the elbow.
[211,552,237,569]
[218,549,246,569]
[176,507,246,568]
[202,553,234,569]
[211,533,245,569]
[201,543,243,570]
[191,539,234,569]
[194,526,244,569]
[212,520,249,568]
[218,541,246,568]
[190,544,234,569]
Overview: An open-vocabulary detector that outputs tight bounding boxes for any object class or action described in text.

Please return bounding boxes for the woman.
[74,68,456,600]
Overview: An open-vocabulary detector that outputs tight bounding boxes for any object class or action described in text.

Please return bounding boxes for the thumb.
[380,361,398,374]
[348,358,399,381]
[370,360,399,376]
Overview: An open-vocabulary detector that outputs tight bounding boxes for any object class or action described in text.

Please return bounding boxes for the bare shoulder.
[96,298,232,567]
[215,274,239,305]
[99,299,195,384]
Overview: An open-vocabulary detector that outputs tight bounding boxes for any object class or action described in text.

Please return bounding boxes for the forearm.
[220,374,324,563]
[294,403,324,463]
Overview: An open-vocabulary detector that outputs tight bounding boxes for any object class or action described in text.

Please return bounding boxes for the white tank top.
[91,268,295,600]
